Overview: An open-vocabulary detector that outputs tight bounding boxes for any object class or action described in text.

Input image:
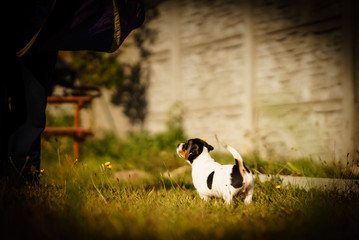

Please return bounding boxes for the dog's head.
[176,138,214,165]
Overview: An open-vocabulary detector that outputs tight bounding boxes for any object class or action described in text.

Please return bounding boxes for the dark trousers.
[1,52,57,185]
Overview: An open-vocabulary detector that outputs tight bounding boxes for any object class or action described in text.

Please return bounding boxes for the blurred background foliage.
[70,51,126,89]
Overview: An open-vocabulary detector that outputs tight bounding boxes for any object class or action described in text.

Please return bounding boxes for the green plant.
[1,158,359,240]
[69,51,126,89]
[46,111,73,127]
[77,102,187,173]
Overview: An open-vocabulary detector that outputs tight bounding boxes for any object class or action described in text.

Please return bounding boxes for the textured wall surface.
[138,0,357,163]
[252,0,347,160]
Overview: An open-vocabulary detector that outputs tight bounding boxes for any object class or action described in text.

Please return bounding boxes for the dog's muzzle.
[176,143,185,158]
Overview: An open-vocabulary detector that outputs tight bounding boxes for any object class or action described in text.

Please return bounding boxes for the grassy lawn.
[1,132,359,239]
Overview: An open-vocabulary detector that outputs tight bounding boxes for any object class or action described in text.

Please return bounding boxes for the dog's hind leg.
[244,183,254,205]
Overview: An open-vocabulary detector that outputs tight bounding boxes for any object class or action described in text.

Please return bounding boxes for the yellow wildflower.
[104,162,110,166]
[276,185,281,189]
[38,169,45,178]
[107,165,112,170]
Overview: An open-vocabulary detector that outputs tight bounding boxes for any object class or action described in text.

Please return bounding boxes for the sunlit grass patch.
[2,163,358,240]
[3,121,358,239]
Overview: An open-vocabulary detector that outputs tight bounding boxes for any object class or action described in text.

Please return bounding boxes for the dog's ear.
[206,144,214,152]
[200,138,214,152]
[189,143,200,156]
[185,142,200,163]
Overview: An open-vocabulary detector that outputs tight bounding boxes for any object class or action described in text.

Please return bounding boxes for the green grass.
[0,119,359,240]
[2,127,359,239]
[1,154,358,239]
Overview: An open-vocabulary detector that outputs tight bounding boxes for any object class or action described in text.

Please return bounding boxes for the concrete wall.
[138,0,358,163]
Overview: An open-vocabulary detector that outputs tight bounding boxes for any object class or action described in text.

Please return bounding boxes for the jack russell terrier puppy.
[177,138,254,205]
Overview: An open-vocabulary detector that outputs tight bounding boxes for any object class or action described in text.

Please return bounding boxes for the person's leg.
[4,52,57,185]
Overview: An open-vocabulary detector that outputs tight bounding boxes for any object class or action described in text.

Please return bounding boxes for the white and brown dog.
[177,138,254,205]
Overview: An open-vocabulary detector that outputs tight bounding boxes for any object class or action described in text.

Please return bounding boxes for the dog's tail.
[219,140,250,178]
[215,135,251,177]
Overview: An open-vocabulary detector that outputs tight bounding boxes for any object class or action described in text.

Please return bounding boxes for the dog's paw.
[199,193,209,201]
